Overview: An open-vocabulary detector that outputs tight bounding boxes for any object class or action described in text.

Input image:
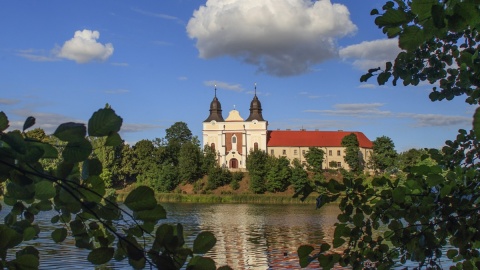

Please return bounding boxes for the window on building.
[337,162,341,167]
[329,150,332,156]
[210,143,215,152]
[254,142,258,151]
[294,150,298,155]
[282,149,286,155]
[271,149,274,155]
[232,136,237,143]
[302,150,306,155]
[337,150,341,156]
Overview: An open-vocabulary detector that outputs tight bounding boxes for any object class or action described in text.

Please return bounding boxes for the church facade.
[202,87,373,171]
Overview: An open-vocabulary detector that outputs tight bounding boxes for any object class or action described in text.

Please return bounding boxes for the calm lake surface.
[1,202,340,269]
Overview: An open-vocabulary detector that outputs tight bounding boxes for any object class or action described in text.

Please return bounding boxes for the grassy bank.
[116,190,318,204]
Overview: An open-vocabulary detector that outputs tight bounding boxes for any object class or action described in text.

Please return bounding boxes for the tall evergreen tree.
[341,133,364,173]
[246,149,268,193]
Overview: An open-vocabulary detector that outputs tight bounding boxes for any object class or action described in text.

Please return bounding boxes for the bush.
[207,167,232,190]
[230,180,240,190]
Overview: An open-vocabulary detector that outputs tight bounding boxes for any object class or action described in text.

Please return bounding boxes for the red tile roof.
[267,130,373,148]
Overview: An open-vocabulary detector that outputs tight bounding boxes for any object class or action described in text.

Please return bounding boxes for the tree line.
[5,121,436,197]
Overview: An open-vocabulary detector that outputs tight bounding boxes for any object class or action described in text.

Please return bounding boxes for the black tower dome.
[204,86,225,122]
[246,84,265,121]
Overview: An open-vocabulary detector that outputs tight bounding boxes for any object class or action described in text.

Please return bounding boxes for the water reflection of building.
[203,85,373,171]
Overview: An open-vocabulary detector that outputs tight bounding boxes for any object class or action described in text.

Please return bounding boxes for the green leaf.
[134,204,166,222]
[35,180,56,201]
[53,122,86,142]
[87,247,114,265]
[11,254,39,270]
[124,186,157,211]
[186,256,216,270]
[473,107,480,139]
[392,186,406,203]
[426,174,443,186]
[38,142,58,159]
[320,243,330,253]
[353,213,364,227]
[298,245,314,268]
[82,158,103,179]
[2,130,27,154]
[22,116,35,132]
[431,4,446,28]
[399,26,424,51]
[193,231,216,254]
[105,132,122,147]
[447,249,458,259]
[23,226,37,241]
[0,111,9,131]
[0,225,23,249]
[62,138,92,163]
[333,237,345,248]
[375,9,408,26]
[82,175,105,203]
[55,161,74,179]
[51,228,68,243]
[411,0,435,21]
[88,108,122,137]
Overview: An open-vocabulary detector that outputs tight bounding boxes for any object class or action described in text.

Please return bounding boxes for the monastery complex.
[202,87,373,171]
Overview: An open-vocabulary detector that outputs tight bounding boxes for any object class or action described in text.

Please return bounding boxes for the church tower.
[202,84,268,171]
[246,84,265,121]
[204,86,225,122]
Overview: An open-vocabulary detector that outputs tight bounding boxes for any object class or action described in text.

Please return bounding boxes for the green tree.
[246,149,268,193]
[397,148,427,170]
[201,145,217,175]
[178,140,202,183]
[265,156,291,192]
[111,143,136,187]
[289,159,309,192]
[341,133,364,173]
[304,147,325,175]
[0,109,221,269]
[300,1,480,269]
[370,135,397,173]
[164,122,193,166]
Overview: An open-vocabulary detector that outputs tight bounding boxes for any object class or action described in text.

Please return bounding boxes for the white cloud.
[57,30,114,63]
[178,76,188,81]
[204,80,244,92]
[358,83,377,89]
[306,103,391,117]
[111,62,129,67]
[399,113,471,127]
[187,0,357,77]
[305,103,471,127]
[105,89,130,94]
[16,49,58,62]
[10,109,83,134]
[132,8,184,25]
[339,39,401,70]
[0,98,20,105]
[121,123,162,133]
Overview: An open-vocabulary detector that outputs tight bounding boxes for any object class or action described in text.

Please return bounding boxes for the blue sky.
[0,0,473,151]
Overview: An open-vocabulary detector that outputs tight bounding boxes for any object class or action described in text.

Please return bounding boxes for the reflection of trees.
[195,203,341,269]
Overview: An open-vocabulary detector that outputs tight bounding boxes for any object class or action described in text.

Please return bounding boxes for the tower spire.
[204,85,224,122]
[246,82,265,121]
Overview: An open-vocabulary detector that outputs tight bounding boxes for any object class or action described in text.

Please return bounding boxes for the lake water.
[1,202,340,269]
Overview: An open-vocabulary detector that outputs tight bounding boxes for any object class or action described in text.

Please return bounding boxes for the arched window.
[210,143,215,152]
[232,136,237,143]
[254,142,258,151]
